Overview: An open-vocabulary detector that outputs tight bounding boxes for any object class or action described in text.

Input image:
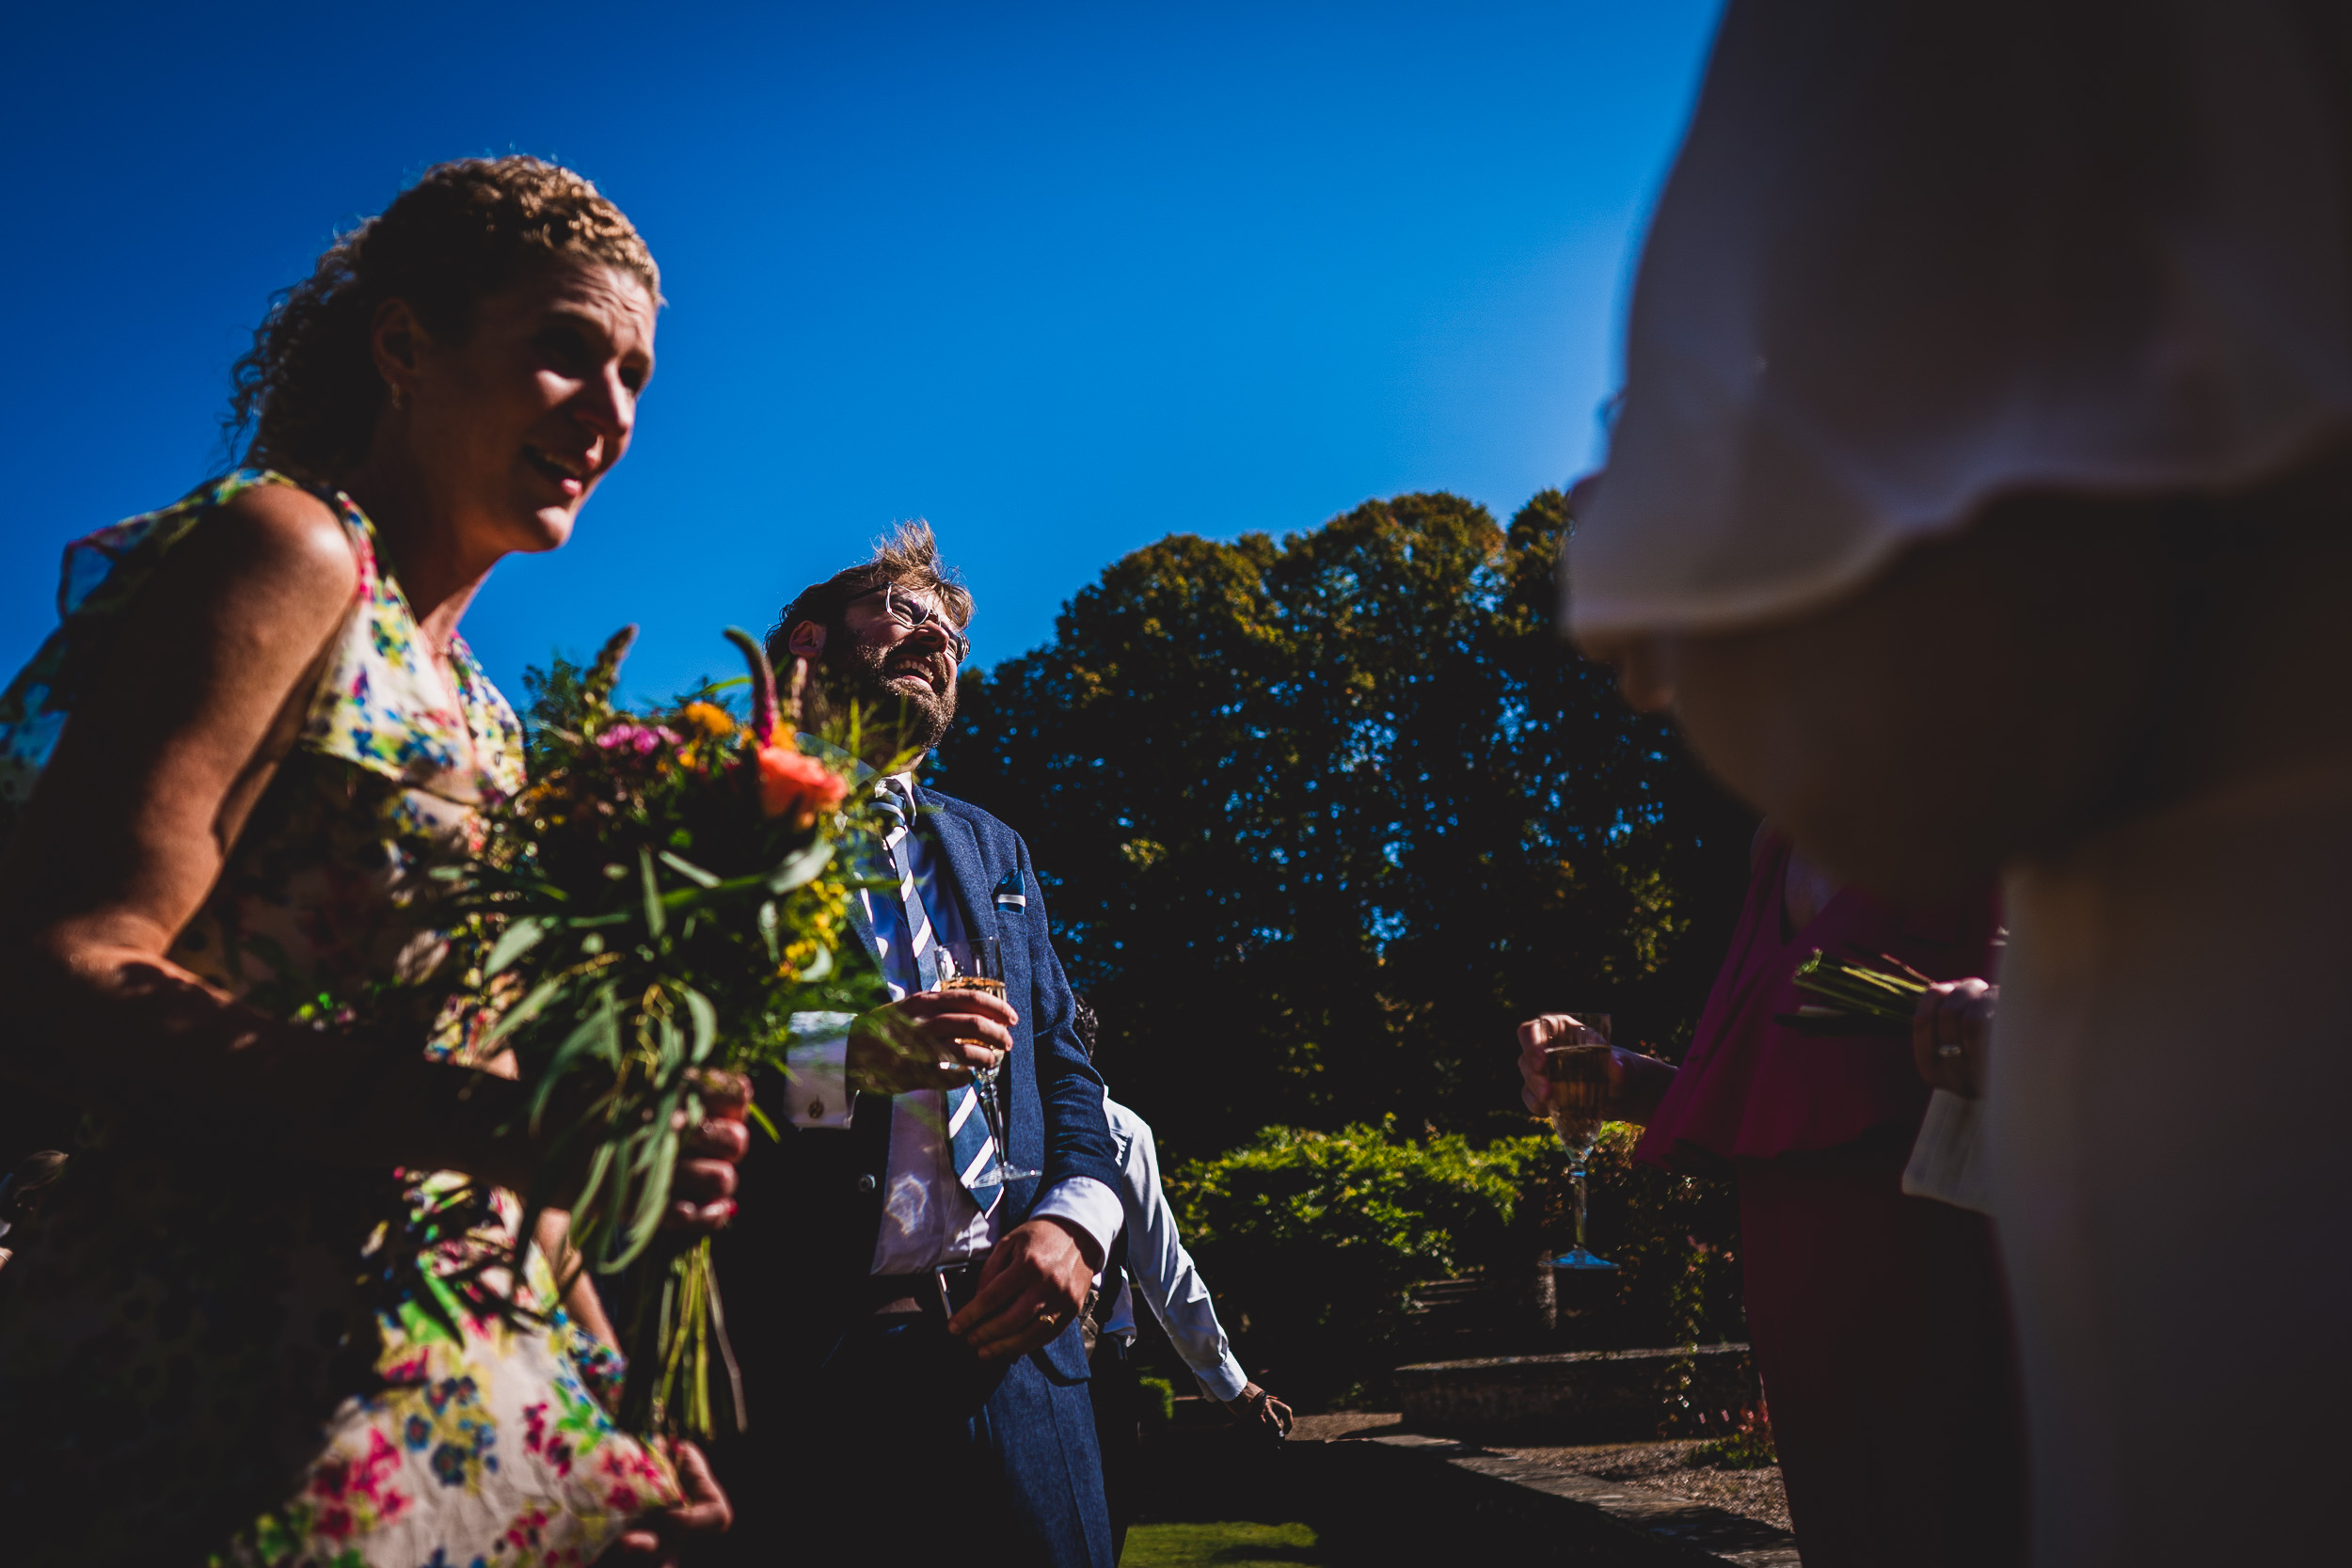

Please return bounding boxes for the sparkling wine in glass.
[939,938,1040,1182]
[1545,1013,1618,1272]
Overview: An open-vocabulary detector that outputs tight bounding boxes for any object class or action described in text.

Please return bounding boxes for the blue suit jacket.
[713,784,1119,1385]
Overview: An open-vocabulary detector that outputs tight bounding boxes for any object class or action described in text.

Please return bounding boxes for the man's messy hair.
[766,520,974,666]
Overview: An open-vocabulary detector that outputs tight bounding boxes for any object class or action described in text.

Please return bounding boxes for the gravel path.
[1499,1440,1790,1533]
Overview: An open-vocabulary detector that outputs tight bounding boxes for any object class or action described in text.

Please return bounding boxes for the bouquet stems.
[1782,948,1932,1036]
[619,1234,746,1438]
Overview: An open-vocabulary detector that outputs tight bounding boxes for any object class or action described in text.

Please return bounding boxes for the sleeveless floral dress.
[0,471,682,1566]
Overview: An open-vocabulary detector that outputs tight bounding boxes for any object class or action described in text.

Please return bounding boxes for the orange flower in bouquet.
[756,740,849,827]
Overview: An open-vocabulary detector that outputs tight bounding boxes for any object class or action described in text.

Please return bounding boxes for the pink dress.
[1639,832,2022,1568]
[1635,832,2001,1174]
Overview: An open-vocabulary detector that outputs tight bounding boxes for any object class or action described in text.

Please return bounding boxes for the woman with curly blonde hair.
[0,156,739,1565]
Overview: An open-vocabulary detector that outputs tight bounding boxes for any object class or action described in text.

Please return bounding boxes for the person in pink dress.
[1519,826,2022,1567]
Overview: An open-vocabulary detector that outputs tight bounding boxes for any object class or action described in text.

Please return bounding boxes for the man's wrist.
[1024,1212,1105,1274]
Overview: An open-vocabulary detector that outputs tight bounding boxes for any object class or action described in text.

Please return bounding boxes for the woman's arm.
[0,485,532,1181]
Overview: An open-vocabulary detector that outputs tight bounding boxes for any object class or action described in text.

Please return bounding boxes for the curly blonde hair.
[227,156,661,481]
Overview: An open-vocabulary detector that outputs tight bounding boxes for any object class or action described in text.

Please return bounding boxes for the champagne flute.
[938,938,1040,1182]
[1544,1012,1618,1272]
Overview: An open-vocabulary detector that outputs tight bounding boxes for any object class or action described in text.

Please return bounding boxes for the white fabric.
[1095,1096,1248,1402]
[1567,0,2352,638]
[781,766,1117,1274]
[1986,760,2352,1564]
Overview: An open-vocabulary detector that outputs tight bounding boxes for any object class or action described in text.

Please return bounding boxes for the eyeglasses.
[845,582,970,661]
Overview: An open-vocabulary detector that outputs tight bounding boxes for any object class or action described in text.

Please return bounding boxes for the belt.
[867,1263,986,1322]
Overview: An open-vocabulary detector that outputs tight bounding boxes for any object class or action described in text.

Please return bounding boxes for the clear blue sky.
[2,1,1721,702]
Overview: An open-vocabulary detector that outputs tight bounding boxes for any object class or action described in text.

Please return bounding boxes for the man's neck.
[795,731,928,787]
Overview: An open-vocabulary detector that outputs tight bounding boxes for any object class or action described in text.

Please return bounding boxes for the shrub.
[1165,1117,1748,1407]
[1166,1118,1549,1400]
[1136,1375,1177,1427]
[1528,1123,1746,1355]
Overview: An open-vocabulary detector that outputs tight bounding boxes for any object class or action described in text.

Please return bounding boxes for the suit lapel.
[915,784,996,947]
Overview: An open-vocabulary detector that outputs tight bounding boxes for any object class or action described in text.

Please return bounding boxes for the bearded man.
[706,523,1121,1568]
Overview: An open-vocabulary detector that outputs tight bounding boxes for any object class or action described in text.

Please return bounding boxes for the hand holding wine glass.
[939,937,1039,1183]
[1537,1013,1618,1271]
[1516,1013,1677,1123]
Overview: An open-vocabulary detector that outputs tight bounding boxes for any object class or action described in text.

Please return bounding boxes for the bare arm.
[0,485,532,1182]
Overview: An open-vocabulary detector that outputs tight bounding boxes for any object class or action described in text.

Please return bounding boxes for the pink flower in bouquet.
[756,744,847,826]
[596,722,680,756]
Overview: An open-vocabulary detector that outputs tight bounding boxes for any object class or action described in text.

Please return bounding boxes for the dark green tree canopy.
[935,490,1754,1154]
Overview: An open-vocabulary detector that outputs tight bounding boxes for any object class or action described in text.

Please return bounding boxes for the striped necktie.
[872,780,1002,1213]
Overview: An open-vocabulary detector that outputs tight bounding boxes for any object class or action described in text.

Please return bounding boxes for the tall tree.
[934,491,1755,1156]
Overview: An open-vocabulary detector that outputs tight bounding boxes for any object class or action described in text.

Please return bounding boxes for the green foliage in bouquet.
[435,624,889,1437]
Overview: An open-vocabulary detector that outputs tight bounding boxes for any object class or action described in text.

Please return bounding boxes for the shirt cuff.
[1026,1175,1120,1271]
[1195,1353,1249,1403]
[782,1013,857,1129]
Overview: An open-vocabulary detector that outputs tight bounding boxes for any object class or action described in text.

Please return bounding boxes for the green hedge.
[1166,1118,1744,1406]
[1165,1118,1545,1400]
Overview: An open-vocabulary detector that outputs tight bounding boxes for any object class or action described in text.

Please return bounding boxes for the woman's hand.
[596,1440,731,1565]
[664,1071,751,1234]
[1912,978,1996,1099]
[1516,1014,1677,1125]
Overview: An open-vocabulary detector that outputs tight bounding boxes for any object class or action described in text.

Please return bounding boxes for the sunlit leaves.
[936,490,1755,1150]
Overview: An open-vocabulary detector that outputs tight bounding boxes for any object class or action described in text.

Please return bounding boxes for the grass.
[1121,1521,1321,1566]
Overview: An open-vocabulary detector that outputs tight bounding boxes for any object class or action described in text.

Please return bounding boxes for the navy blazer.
[713,784,1119,1386]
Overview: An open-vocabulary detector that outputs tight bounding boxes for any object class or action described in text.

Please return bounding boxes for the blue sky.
[2,1,1720,701]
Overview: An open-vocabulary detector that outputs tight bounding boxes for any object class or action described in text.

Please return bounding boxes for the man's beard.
[802,633,957,762]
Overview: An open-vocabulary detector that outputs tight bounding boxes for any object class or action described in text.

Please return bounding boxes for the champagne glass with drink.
[939,936,1040,1182]
[1544,1013,1618,1272]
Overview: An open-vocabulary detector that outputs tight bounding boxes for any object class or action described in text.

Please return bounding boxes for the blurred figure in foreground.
[1073,995,1291,1560]
[1567,3,2352,1560]
[1518,828,2021,1568]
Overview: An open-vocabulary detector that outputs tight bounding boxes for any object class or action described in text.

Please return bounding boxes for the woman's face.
[384,256,657,558]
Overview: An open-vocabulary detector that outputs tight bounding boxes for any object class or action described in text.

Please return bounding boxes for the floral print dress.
[0,471,681,1567]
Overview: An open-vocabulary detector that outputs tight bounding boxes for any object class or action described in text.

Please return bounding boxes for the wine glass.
[938,937,1040,1182]
[1544,1012,1618,1272]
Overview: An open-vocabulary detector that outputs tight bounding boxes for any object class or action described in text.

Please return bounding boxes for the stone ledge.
[1395,1343,1759,1443]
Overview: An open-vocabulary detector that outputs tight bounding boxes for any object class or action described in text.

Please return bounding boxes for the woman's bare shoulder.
[202,480,362,607]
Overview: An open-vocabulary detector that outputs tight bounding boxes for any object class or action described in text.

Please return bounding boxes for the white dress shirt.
[779,768,1118,1275]
[1098,1095,1248,1402]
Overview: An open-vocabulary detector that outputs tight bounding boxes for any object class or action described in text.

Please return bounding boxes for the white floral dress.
[0,470,681,1566]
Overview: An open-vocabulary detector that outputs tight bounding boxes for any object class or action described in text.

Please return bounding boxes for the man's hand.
[1223,1382,1294,1442]
[848,990,1019,1095]
[595,1440,731,1565]
[1515,1015,1677,1125]
[946,1216,1099,1362]
[1912,978,1996,1099]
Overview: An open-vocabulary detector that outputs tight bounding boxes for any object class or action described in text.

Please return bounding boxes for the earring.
[389,385,408,411]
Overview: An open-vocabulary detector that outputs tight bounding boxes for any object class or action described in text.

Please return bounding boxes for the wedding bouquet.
[1778,948,1932,1036]
[435,625,886,1436]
